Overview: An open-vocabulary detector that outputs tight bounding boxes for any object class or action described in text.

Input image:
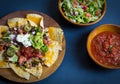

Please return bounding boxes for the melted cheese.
[9,63,30,80]
[26,14,44,27]
[0,26,8,38]
[8,18,27,28]
[43,41,61,67]
[27,19,37,27]
[43,27,63,67]
[0,61,9,68]
[25,63,42,78]
[0,50,10,68]
[48,27,63,50]
[48,27,56,41]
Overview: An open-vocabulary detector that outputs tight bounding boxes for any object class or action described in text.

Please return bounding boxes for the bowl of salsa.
[58,0,106,26]
[87,24,120,69]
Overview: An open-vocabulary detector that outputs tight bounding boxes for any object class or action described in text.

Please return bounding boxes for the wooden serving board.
[0,10,66,83]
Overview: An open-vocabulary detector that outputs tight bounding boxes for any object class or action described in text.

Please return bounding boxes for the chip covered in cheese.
[0,13,64,80]
[27,19,37,27]
[8,18,27,28]
[0,50,10,68]
[9,63,30,80]
[48,27,63,49]
[0,25,8,38]
[0,61,10,68]
[26,14,44,28]
[25,63,42,79]
[43,41,61,67]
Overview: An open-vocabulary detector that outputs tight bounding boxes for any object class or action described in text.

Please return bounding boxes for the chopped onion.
[9,34,16,40]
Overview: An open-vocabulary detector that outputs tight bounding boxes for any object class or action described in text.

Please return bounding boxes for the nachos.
[0,14,63,80]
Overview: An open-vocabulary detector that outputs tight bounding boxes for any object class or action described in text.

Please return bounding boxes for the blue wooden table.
[0,0,120,84]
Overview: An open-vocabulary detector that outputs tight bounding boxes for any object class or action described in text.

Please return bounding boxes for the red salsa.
[91,31,120,66]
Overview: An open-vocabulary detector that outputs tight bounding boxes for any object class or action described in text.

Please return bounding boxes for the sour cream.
[16,34,32,47]
[9,34,16,40]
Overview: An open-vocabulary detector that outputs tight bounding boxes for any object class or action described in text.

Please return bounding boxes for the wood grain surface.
[0,10,66,83]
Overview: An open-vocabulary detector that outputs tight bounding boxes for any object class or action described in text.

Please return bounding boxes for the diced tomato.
[18,46,42,60]
[43,39,47,44]
[43,39,50,45]
[0,42,5,51]
[13,30,17,34]
[18,56,27,65]
[18,29,23,34]
[81,4,87,11]
[0,45,4,51]
[95,10,100,16]
[73,0,77,8]
[103,41,109,52]
[85,13,92,18]
[17,51,21,56]
[35,54,42,59]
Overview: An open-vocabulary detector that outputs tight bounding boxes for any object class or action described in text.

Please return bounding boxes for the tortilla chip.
[26,14,44,28]
[43,27,63,67]
[43,41,61,67]
[0,50,10,68]
[27,19,37,27]
[0,25,9,38]
[8,18,27,28]
[48,27,63,50]
[0,50,5,61]
[25,63,42,79]
[0,61,10,68]
[9,63,30,80]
